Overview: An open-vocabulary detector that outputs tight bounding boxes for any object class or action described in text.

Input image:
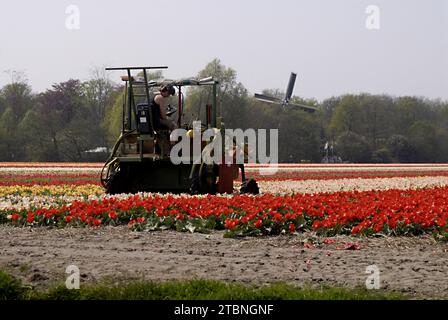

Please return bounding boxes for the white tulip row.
[257,176,448,195]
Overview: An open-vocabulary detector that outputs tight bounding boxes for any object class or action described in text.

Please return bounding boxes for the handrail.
[105,66,168,71]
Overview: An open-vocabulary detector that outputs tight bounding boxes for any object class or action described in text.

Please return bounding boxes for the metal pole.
[123,83,127,133]
[142,68,156,135]
[212,83,217,128]
[127,69,137,131]
[177,86,182,128]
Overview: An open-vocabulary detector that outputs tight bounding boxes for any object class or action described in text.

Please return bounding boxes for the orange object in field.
[217,164,238,193]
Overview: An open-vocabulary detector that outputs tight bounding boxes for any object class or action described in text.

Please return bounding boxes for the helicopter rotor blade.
[199,76,213,83]
[287,102,317,113]
[254,93,283,104]
[285,72,297,102]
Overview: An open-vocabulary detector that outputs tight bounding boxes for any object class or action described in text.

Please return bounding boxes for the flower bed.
[1,163,448,239]
[1,187,447,239]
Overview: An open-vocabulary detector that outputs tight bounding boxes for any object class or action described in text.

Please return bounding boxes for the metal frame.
[105,66,220,162]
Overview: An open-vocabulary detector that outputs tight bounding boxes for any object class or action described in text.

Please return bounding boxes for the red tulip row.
[3,170,448,187]
[0,162,103,168]
[2,162,446,168]
[2,187,448,239]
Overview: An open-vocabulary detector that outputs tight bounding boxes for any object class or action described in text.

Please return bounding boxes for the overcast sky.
[0,0,446,101]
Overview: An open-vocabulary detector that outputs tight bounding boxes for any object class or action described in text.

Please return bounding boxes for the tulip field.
[1,162,448,240]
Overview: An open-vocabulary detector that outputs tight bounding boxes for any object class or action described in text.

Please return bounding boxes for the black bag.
[136,103,161,133]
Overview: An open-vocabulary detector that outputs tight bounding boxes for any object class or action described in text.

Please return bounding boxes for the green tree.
[277,108,321,162]
[20,79,96,161]
[103,91,124,146]
[408,121,439,163]
[335,132,372,163]
[386,135,417,163]
[0,108,16,160]
[0,94,5,116]
[393,96,435,136]
[83,67,118,147]
[1,71,33,121]
[184,59,250,128]
[18,109,53,161]
[328,95,363,136]
[0,72,34,160]
[317,96,341,143]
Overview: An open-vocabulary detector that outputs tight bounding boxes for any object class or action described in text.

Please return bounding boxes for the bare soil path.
[1,226,447,298]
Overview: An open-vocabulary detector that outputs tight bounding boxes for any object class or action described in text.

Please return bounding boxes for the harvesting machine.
[100,66,259,195]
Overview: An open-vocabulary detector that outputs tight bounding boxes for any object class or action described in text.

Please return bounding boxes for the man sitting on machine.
[152,84,177,131]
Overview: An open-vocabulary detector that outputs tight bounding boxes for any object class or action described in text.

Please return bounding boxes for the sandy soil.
[1,226,447,298]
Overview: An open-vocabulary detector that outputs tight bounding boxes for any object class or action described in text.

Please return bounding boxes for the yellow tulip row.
[0,184,105,197]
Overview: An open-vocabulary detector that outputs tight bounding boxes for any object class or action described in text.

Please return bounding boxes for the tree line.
[1,60,447,163]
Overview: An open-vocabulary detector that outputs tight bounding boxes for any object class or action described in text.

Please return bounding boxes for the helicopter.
[254,72,317,112]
